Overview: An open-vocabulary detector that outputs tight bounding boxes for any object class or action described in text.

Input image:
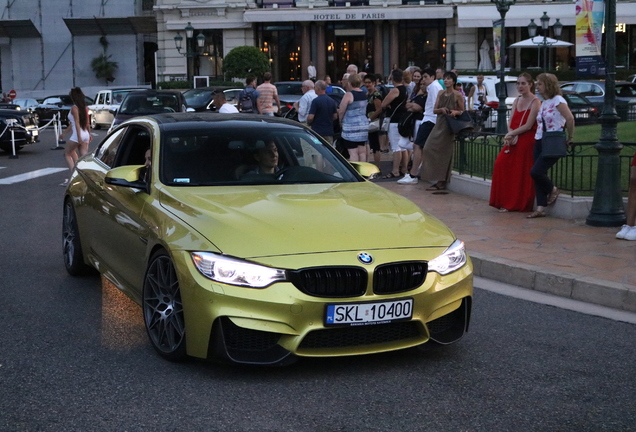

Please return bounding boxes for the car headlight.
[191,252,287,288]
[428,240,467,275]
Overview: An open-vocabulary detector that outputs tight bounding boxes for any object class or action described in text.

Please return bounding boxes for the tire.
[143,251,187,361]
[0,145,22,153]
[62,200,93,276]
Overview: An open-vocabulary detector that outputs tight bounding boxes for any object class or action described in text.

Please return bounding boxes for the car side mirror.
[105,165,148,190]
[348,161,381,180]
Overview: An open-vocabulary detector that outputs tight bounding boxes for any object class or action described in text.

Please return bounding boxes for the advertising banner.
[493,19,503,71]
[575,0,605,76]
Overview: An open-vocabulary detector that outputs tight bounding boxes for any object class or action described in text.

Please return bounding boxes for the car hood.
[158,182,454,258]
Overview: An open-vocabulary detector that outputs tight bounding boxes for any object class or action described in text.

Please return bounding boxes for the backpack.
[238,89,254,113]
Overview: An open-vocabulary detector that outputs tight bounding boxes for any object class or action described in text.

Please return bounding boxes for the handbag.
[381,99,405,133]
[540,117,567,158]
[380,117,390,132]
[368,119,380,133]
[445,111,474,134]
[397,112,417,138]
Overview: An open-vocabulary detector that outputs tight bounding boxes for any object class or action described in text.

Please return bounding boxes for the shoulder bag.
[540,115,567,159]
[397,111,417,138]
[445,111,474,135]
[381,99,405,132]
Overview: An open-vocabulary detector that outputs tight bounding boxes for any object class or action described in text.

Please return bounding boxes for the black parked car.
[0,109,40,153]
[35,94,93,127]
[561,91,599,126]
[560,81,636,121]
[109,90,189,131]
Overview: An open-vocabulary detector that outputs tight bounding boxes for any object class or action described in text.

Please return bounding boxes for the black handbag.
[397,112,417,138]
[445,111,474,134]
[541,118,568,158]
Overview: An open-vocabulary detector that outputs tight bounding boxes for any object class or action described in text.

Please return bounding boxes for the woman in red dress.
[489,73,541,212]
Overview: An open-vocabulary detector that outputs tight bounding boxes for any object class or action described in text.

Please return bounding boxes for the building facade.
[155,0,636,83]
[0,0,156,99]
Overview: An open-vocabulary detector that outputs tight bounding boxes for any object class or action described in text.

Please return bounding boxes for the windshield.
[43,96,72,105]
[120,94,179,115]
[184,89,214,106]
[616,84,636,97]
[160,125,360,186]
[275,83,303,95]
[112,91,132,104]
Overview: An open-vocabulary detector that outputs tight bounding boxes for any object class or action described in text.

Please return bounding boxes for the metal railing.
[453,131,636,196]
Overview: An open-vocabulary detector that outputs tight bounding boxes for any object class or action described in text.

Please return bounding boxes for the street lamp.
[526,12,563,70]
[174,22,206,82]
[491,0,516,135]
[586,0,625,227]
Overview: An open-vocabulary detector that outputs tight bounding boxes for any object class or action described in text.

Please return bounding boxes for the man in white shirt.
[398,68,443,185]
[293,80,317,124]
[307,61,317,81]
[213,92,239,113]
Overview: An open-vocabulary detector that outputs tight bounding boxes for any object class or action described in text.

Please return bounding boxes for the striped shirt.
[256,82,278,114]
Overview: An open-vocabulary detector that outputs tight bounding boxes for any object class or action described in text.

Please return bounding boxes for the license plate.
[31,130,38,136]
[325,298,413,326]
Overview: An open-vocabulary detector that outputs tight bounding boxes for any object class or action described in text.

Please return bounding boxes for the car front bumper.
[172,248,473,364]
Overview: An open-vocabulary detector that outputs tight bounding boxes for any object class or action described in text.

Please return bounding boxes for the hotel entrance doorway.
[331,31,367,83]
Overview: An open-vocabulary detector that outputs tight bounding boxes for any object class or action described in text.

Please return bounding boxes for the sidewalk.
[375,172,636,313]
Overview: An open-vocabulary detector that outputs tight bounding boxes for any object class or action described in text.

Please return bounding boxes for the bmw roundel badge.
[357,252,373,265]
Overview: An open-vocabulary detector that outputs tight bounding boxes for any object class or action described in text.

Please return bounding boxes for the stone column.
[302,23,311,81]
[316,23,326,80]
[373,21,383,78]
[390,20,399,73]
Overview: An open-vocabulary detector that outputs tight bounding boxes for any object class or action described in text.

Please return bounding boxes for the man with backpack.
[238,76,260,113]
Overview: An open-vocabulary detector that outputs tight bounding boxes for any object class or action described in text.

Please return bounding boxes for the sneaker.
[624,227,636,241]
[397,173,418,185]
[59,179,69,187]
[616,225,632,239]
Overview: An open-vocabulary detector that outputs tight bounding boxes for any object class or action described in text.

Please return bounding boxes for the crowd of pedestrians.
[233,66,635,240]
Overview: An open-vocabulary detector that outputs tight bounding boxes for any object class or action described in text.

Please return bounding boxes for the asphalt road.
[1,128,635,432]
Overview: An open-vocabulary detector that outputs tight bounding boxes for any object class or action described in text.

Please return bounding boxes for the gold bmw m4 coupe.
[63,113,472,365]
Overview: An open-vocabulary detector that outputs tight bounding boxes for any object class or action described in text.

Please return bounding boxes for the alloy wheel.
[143,252,187,361]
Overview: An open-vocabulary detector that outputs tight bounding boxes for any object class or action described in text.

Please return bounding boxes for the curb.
[470,251,636,313]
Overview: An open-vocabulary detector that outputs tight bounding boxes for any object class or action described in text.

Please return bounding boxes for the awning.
[458,3,636,28]
[63,17,157,36]
[0,20,41,38]
[244,6,453,22]
[457,4,576,28]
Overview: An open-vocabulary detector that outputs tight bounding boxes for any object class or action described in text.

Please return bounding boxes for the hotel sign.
[244,6,453,22]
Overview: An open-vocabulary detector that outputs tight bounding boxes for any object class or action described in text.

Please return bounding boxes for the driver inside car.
[247,140,280,175]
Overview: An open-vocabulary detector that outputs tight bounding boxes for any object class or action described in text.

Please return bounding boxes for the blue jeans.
[530,139,560,207]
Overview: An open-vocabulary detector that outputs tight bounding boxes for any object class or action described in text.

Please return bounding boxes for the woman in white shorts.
[59,87,92,186]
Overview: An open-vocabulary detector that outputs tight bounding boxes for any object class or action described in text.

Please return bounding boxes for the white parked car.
[88,87,149,129]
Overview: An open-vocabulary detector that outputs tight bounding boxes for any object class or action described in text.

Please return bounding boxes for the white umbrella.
[509,37,573,48]
[478,39,493,71]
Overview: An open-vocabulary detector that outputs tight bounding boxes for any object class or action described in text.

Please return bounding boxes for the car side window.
[561,84,575,93]
[591,84,603,96]
[95,128,126,168]
[113,126,152,168]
